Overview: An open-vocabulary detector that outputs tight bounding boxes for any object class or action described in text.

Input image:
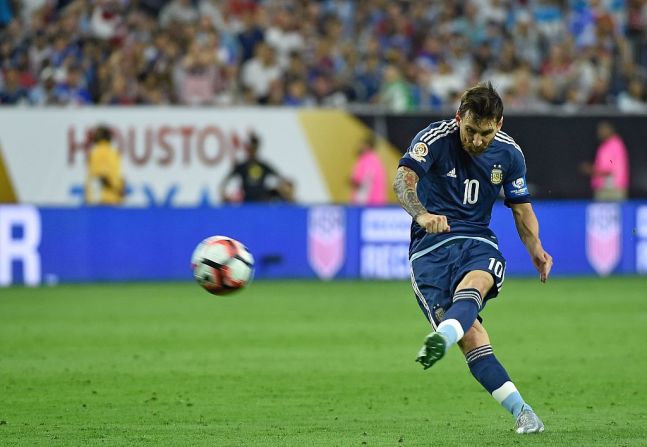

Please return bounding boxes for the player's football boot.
[515,407,545,434]
[415,332,447,370]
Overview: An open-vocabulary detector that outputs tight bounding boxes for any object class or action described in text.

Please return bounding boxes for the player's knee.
[457,270,494,297]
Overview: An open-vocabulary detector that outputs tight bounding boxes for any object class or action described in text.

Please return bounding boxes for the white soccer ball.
[191,236,254,295]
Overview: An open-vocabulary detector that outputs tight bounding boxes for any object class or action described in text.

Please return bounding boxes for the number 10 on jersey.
[463,179,480,204]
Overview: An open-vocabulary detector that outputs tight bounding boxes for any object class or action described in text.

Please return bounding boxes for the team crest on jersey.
[490,165,503,185]
[410,142,428,163]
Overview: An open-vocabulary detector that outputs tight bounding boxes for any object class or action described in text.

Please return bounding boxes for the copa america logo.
[585,203,621,276]
[307,206,346,280]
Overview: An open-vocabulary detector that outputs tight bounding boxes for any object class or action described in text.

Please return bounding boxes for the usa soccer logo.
[586,203,621,276]
[308,206,346,280]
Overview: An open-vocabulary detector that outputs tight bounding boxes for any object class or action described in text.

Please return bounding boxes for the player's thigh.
[410,248,456,328]
[455,270,494,298]
[452,240,507,303]
[457,319,491,354]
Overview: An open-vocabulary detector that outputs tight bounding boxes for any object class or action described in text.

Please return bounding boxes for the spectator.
[0,0,13,27]
[240,42,282,104]
[352,54,382,103]
[199,0,227,32]
[265,6,304,69]
[511,10,544,70]
[89,0,124,41]
[430,57,467,106]
[159,0,199,28]
[617,77,647,112]
[378,64,412,112]
[236,9,265,63]
[446,34,475,85]
[0,0,645,110]
[540,42,575,95]
[85,125,126,205]
[533,0,567,44]
[284,79,312,106]
[100,72,137,105]
[310,73,347,107]
[350,134,387,205]
[415,34,442,73]
[266,78,285,105]
[28,65,57,105]
[52,64,92,105]
[505,66,543,111]
[220,132,294,203]
[580,121,629,201]
[452,2,487,47]
[176,38,218,105]
[0,67,30,104]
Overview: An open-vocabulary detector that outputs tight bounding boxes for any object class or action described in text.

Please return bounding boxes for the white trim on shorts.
[409,236,499,263]
[409,265,437,328]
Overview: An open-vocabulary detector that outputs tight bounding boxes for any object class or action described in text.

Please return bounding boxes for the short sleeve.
[232,163,244,176]
[398,126,440,178]
[503,146,531,206]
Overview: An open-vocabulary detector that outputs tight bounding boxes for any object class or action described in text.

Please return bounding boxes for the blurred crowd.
[1,0,646,112]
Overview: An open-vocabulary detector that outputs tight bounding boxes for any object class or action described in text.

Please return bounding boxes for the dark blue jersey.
[399,119,531,257]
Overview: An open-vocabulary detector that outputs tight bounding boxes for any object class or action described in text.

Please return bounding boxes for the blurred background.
[1,0,646,285]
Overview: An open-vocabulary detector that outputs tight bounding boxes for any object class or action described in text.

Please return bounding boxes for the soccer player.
[393,82,553,434]
[85,125,126,205]
[220,132,294,203]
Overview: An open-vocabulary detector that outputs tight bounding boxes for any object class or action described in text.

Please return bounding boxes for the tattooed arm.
[393,166,427,218]
[393,166,450,233]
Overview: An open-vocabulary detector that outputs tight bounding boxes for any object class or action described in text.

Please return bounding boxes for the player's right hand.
[416,213,451,234]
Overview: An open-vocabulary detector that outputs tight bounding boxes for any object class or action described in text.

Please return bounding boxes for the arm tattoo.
[393,166,427,219]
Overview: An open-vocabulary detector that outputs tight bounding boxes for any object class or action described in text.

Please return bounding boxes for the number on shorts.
[488,257,504,278]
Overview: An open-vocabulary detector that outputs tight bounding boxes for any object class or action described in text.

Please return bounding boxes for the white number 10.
[463,179,479,204]
[488,257,504,278]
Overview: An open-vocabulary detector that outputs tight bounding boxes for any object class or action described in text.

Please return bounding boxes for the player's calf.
[465,345,544,433]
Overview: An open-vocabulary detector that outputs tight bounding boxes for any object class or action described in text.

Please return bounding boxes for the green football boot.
[415,332,447,370]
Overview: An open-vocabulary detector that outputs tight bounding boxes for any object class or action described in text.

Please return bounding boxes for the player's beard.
[462,140,488,156]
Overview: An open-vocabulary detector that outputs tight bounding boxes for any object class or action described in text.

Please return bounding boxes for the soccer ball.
[191,236,254,295]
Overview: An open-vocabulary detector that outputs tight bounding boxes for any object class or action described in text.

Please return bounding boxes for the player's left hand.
[531,249,553,283]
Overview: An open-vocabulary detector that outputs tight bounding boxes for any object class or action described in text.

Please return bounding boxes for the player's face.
[456,112,502,156]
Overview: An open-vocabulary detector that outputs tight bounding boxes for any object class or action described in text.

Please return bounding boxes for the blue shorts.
[410,237,506,328]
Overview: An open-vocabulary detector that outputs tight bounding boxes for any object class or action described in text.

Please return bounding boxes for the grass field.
[1,277,646,446]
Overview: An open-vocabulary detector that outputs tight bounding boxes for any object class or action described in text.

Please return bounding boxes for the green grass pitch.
[1,277,646,446]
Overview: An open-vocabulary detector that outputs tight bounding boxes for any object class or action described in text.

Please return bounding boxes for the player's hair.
[598,120,615,132]
[247,132,261,151]
[457,82,503,123]
[93,125,112,142]
[362,133,376,148]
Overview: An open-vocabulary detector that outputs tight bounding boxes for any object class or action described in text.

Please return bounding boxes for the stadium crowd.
[0,0,646,112]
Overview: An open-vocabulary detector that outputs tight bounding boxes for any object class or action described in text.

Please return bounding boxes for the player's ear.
[497,117,503,131]
[455,112,461,124]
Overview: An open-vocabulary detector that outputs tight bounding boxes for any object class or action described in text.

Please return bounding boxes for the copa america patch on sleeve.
[410,142,428,163]
[510,177,529,196]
